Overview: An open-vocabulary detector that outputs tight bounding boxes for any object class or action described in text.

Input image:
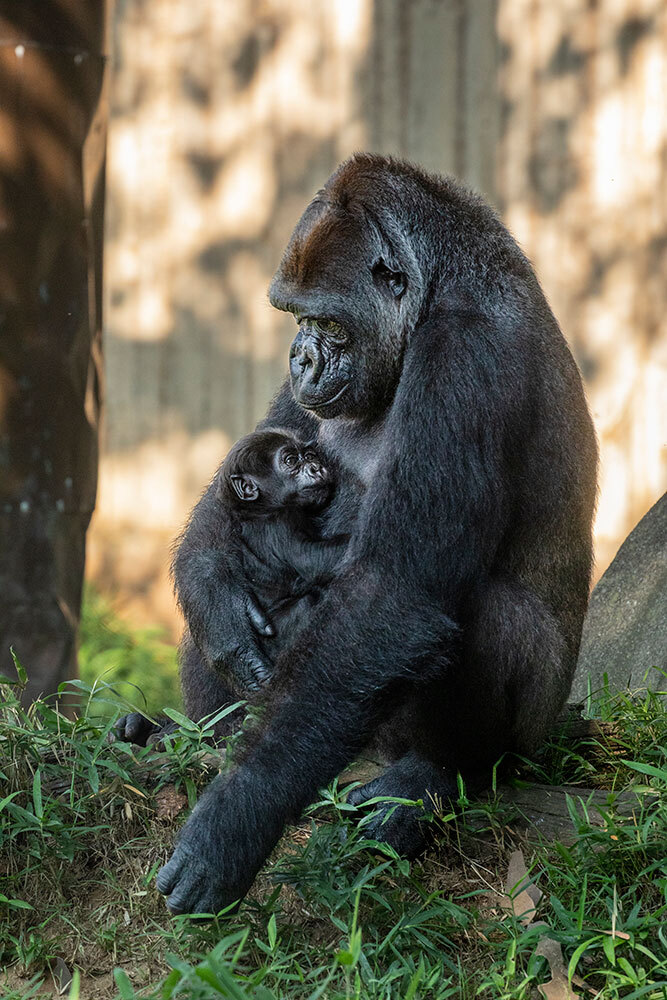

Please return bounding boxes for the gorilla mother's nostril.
[290,336,324,387]
[292,343,313,371]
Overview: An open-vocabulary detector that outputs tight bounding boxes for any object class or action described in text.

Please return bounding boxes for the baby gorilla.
[219,428,351,667]
[113,428,352,746]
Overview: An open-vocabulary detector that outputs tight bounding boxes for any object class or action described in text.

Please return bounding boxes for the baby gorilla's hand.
[226,647,273,694]
[198,587,274,696]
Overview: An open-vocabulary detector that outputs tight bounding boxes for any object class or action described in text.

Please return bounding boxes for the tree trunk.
[0,1,109,704]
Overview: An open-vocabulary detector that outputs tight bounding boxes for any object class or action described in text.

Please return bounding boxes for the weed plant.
[79,586,181,717]
[0,629,665,999]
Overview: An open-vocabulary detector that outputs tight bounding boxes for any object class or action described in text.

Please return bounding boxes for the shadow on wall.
[90,0,666,632]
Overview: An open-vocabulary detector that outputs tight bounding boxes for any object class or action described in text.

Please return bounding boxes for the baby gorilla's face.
[273,440,332,510]
[224,429,335,515]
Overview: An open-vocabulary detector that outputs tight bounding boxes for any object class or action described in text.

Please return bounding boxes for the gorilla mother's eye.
[314,318,347,343]
[372,259,407,299]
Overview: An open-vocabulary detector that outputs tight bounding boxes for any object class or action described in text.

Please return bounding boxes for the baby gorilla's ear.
[230,475,260,502]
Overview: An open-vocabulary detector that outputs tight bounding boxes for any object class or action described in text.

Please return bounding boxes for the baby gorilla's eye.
[283,452,297,468]
[303,451,318,463]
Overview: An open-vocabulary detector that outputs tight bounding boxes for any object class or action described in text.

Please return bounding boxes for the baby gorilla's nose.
[305,461,325,479]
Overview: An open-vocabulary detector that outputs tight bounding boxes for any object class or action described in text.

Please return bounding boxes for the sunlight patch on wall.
[96,429,230,528]
[498,0,667,580]
[94,0,373,627]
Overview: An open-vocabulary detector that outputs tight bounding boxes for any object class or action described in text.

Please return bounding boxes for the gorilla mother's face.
[269,200,408,421]
[287,316,353,418]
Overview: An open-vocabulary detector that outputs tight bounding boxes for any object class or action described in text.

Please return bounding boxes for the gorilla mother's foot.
[111,712,177,748]
[348,752,452,858]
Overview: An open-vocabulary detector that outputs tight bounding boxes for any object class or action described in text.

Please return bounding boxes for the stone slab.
[572,493,667,699]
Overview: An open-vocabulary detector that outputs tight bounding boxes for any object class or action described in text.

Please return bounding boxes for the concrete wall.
[89,0,667,633]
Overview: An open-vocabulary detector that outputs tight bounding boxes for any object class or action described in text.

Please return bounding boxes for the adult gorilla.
[155,154,597,914]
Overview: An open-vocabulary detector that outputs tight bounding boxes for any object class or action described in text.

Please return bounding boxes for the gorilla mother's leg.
[350,577,571,854]
[179,629,246,740]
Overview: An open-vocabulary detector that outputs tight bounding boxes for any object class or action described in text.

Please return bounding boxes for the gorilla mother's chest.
[315,418,383,536]
[317,417,386,489]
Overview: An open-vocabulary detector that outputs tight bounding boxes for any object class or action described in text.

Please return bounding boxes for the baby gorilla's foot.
[348,752,452,858]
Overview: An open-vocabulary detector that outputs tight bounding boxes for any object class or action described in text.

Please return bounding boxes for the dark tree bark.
[0,2,109,704]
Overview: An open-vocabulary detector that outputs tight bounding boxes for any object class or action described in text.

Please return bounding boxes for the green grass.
[1,600,666,998]
[78,585,182,717]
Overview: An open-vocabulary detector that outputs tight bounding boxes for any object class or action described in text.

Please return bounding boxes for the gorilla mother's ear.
[230,475,260,502]
[372,259,407,300]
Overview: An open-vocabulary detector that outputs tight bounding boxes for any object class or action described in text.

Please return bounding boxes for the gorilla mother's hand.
[156,765,282,915]
[198,584,274,695]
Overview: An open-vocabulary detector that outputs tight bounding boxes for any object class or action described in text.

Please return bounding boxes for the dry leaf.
[123,783,147,798]
[536,936,567,967]
[536,935,581,1000]
[155,784,188,821]
[50,957,72,995]
[500,849,543,924]
[539,980,580,1000]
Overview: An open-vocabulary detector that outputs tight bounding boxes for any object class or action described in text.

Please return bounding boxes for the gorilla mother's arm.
[158,310,524,913]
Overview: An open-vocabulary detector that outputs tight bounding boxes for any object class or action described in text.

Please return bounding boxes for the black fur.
[218,427,353,668]
[114,429,354,745]
[155,154,597,914]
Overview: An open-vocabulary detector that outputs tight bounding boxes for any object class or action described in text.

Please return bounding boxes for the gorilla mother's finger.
[245,592,275,636]
[247,658,273,691]
[110,712,160,746]
[155,857,180,897]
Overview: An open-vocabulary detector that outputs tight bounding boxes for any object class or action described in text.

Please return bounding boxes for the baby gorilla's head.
[219,428,334,517]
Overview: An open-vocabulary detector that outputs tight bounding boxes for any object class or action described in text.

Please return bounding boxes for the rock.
[571,492,667,699]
